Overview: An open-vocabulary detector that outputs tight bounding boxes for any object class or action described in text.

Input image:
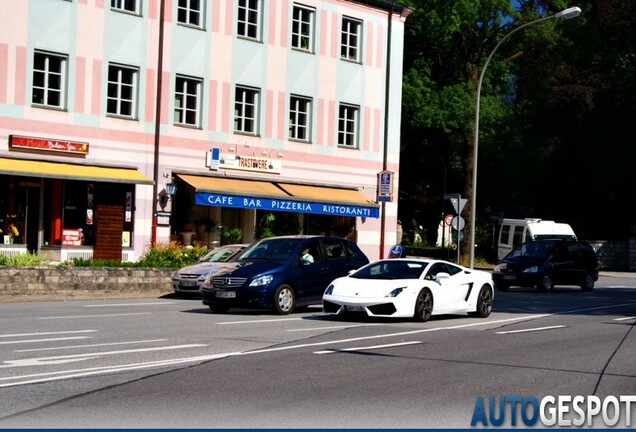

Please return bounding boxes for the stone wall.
[0,267,175,299]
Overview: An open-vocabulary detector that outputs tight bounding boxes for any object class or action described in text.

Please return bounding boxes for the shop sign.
[9,135,89,155]
[62,229,83,246]
[194,192,380,218]
[155,211,171,226]
[377,170,394,202]
[206,152,282,174]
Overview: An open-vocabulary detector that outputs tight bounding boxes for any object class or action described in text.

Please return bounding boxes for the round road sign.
[451,216,465,231]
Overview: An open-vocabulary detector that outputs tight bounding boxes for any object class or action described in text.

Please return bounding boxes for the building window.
[237,0,261,40]
[107,64,138,118]
[32,51,67,109]
[177,0,203,28]
[111,0,139,14]
[341,17,362,62]
[337,104,359,148]
[291,4,315,52]
[234,86,260,135]
[289,96,312,142]
[174,76,202,127]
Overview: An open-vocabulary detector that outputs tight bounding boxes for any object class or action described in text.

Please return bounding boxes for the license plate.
[346,305,365,312]
[503,275,516,280]
[180,280,197,287]
[215,291,236,299]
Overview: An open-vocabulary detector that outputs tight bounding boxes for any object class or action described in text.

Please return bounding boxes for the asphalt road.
[0,274,634,428]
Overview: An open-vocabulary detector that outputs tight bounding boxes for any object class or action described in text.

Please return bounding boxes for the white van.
[497,218,577,260]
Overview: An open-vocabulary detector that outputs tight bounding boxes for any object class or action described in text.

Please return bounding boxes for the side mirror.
[434,272,451,283]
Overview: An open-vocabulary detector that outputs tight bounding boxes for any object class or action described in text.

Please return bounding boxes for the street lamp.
[468,6,581,268]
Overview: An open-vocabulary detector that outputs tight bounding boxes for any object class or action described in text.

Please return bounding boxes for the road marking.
[1,344,207,367]
[217,318,303,325]
[0,330,97,338]
[496,325,566,334]
[0,315,544,387]
[37,313,151,320]
[0,336,93,345]
[314,341,423,354]
[614,316,636,321]
[288,324,385,332]
[83,302,176,307]
[15,339,168,353]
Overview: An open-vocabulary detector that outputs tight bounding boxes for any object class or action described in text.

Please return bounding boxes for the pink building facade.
[0,0,409,262]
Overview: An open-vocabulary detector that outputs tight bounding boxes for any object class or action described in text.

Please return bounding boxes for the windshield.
[351,260,428,280]
[200,246,244,263]
[508,242,554,259]
[236,238,304,262]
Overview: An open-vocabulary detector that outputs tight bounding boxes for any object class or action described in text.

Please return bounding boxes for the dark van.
[200,235,369,314]
[492,239,599,292]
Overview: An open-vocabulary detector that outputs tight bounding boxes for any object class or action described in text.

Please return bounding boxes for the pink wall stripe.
[320,11,328,57]
[75,56,86,113]
[95,0,104,8]
[327,100,335,147]
[330,12,337,59]
[163,0,172,22]
[277,91,285,140]
[91,59,101,115]
[78,0,87,5]
[265,89,274,138]
[160,71,170,124]
[208,79,218,130]
[15,46,27,105]
[225,0,233,36]
[316,98,325,145]
[366,23,374,67]
[144,69,156,122]
[279,1,288,48]
[148,0,157,20]
[221,82,230,132]
[376,25,384,68]
[211,0,220,33]
[0,44,8,103]
[268,0,277,46]
[374,108,382,153]
[364,107,371,152]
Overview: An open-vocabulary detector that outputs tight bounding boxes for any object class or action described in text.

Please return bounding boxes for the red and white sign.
[62,229,82,246]
[10,135,89,155]
[444,214,454,227]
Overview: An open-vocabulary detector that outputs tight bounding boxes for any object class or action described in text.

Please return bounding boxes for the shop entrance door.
[19,181,42,253]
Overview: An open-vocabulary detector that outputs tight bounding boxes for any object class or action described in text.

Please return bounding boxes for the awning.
[0,157,154,184]
[178,174,380,218]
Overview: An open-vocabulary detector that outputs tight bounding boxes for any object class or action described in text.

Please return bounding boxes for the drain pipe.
[151,0,166,245]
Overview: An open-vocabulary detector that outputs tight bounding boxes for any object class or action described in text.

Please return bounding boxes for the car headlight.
[249,275,274,287]
[494,264,504,272]
[324,284,334,295]
[386,287,407,297]
[522,266,539,273]
[171,272,180,280]
[197,272,210,282]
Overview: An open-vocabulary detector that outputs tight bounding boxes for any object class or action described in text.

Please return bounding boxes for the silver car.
[172,244,248,295]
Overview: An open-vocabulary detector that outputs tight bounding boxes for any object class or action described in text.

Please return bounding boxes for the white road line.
[287,324,385,332]
[314,341,423,354]
[0,315,552,387]
[83,302,176,307]
[0,330,97,338]
[217,318,303,325]
[614,316,636,321]
[1,344,208,367]
[37,313,151,320]
[15,339,168,353]
[0,336,93,345]
[496,325,567,335]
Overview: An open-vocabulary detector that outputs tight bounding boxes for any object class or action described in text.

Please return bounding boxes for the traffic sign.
[444,214,454,227]
[450,197,467,214]
[451,216,465,231]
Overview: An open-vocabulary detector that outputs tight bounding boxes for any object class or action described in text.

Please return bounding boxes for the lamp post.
[468,6,581,268]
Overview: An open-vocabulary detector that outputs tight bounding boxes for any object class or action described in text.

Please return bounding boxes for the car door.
[426,262,471,311]
[292,239,328,304]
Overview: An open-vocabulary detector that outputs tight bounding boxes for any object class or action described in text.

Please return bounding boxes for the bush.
[0,252,49,266]
[137,242,209,268]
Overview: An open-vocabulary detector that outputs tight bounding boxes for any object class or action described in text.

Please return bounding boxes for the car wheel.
[581,274,595,291]
[272,284,295,315]
[537,274,554,292]
[495,283,509,292]
[208,305,229,313]
[413,288,433,322]
[469,285,493,318]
